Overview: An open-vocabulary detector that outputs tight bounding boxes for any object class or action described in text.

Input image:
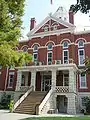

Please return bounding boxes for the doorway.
[57,95,67,113]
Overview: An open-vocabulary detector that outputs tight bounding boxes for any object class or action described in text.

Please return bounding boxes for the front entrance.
[57,95,67,113]
[41,75,51,91]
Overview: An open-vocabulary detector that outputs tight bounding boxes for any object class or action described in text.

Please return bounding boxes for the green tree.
[0,0,32,67]
[70,0,90,13]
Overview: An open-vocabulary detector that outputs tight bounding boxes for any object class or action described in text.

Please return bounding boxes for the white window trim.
[78,49,85,66]
[47,51,53,65]
[8,72,14,88]
[63,50,69,64]
[79,74,87,89]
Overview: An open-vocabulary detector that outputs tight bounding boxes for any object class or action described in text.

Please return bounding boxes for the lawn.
[22,117,90,120]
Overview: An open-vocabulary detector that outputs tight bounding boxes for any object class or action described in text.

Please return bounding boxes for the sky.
[21,0,90,39]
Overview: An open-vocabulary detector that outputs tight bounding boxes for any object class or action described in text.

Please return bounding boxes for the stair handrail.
[39,89,53,114]
[13,86,34,110]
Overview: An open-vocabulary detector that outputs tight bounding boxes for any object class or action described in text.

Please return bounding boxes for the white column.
[51,69,56,90]
[51,69,56,110]
[67,94,76,114]
[69,69,76,93]
[68,69,77,114]
[15,71,22,91]
[31,70,36,91]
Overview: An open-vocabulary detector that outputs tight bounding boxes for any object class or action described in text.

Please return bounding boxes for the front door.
[41,75,51,91]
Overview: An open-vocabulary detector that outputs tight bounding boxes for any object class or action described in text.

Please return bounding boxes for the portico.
[15,63,78,114]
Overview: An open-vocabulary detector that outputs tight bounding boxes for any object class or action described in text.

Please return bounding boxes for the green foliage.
[0,93,11,109]
[70,0,90,14]
[0,0,32,67]
[8,100,14,112]
[82,97,90,114]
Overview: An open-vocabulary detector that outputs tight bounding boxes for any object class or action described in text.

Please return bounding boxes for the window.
[33,45,38,63]
[78,49,85,65]
[63,74,69,86]
[33,45,38,52]
[33,53,38,62]
[47,51,52,65]
[78,40,84,48]
[81,97,87,106]
[22,47,28,52]
[80,73,87,88]
[53,25,57,30]
[63,50,69,64]
[63,41,68,48]
[44,26,48,32]
[47,43,53,50]
[8,72,14,88]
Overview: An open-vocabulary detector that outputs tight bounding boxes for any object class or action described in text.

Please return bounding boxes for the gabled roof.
[27,14,75,38]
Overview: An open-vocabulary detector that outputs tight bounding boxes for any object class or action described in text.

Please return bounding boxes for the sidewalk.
[0,110,85,120]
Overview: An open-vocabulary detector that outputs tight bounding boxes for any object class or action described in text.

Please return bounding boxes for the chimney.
[69,10,74,24]
[30,18,36,30]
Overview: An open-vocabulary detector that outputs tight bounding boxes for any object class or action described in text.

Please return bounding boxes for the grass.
[22,117,90,120]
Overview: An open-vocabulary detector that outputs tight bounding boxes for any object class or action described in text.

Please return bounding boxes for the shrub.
[8,100,14,112]
[0,92,11,109]
[82,97,90,114]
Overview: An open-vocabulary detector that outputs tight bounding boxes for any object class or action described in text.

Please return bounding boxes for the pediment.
[27,15,75,38]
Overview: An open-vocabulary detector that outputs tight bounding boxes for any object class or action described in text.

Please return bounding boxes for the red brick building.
[0,7,90,114]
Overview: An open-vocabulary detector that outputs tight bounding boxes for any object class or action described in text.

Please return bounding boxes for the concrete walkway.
[0,110,85,120]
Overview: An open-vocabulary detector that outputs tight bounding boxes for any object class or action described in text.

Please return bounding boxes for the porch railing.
[20,86,31,92]
[56,86,69,93]
[13,86,34,111]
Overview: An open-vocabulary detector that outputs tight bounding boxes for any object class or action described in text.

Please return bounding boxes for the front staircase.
[14,91,46,114]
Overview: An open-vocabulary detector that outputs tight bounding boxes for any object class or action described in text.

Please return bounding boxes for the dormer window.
[47,43,53,50]
[44,26,48,32]
[63,41,68,48]
[78,40,84,48]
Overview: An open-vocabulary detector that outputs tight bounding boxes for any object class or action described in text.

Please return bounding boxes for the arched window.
[78,40,84,48]
[22,47,28,52]
[63,41,68,48]
[33,45,38,63]
[47,43,53,50]
[33,45,38,52]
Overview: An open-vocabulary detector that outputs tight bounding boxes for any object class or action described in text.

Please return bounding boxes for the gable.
[35,19,68,34]
[27,15,75,38]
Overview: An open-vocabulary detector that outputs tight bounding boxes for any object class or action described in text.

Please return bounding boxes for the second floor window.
[78,40,84,48]
[33,45,38,62]
[63,50,69,64]
[47,43,53,50]
[63,41,68,49]
[47,51,52,65]
[78,49,85,66]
